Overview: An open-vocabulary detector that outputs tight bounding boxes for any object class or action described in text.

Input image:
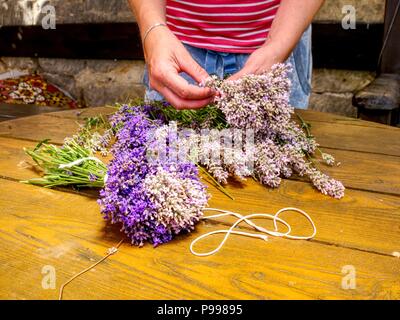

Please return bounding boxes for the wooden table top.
[0,107,399,300]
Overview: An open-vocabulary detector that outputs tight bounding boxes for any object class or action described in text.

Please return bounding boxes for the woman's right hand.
[144,26,215,109]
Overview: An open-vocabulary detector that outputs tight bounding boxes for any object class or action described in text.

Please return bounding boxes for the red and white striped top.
[166,0,281,53]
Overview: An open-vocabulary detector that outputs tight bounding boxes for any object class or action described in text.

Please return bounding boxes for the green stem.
[197,165,235,200]
[295,113,312,138]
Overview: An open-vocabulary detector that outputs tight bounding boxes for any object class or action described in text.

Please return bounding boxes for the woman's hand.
[228,0,324,81]
[228,43,284,81]
[144,27,215,109]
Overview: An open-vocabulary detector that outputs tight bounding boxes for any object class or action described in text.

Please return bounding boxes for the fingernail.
[206,87,215,95]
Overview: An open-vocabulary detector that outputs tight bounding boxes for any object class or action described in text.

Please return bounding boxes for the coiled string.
[190,207,317,257]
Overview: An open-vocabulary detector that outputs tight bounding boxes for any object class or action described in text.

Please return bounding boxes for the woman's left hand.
[228,44,285,81]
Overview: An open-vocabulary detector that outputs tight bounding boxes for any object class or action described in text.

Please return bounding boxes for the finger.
[227,67,252,81]
[161,69,215,100]
[157,85,214,110]
[178,51,210,84]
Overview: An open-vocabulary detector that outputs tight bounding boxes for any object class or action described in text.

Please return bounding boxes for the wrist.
[260,39,290,64]
[143,27,176,62]
[142,22,167,44]
[145,26,174,48]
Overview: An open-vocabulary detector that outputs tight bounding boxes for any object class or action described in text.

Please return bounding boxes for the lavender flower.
[253,139,287,188]
[321,152,335,166]
[205,63,293,134]
[307,168,345,199]
[88,173,98,182]
[151,123,253,184]
[284,145,345,199]
[144,166,208,234]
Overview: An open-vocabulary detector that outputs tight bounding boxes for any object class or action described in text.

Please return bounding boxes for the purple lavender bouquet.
[97,106,208,246]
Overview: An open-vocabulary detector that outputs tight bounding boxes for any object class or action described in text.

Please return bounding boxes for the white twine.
[58,157,108,183]
[190,207,317,257]
[58,156,104,169]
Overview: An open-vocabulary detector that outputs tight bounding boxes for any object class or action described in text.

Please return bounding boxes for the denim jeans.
[144,25,312,109]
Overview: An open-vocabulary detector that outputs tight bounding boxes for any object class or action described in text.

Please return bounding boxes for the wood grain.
[0,180,399,300]
[0,103,70,122]
[1,136,400,257]
[296,109,397,129]
[44,106,117,120]
[309,121,400,156]
[353,74,400,111]
[305,147,400,195]
[1,156,400,257]
[0,114,82,144]
[209,178,400,255]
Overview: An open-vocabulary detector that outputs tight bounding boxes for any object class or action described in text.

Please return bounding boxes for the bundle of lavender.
[22,62,344,247]
[201,63,345,199]
[21,116,112,188]
[98,105,208,246]
[22,138,108,188]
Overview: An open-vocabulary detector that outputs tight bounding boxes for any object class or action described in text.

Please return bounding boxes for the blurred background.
[0,0,399,125]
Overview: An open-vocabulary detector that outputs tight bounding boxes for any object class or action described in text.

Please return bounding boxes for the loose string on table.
[190,207,317,257]
[58,238,124,300]
[58,207,316,298]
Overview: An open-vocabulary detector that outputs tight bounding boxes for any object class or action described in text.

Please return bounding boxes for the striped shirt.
[166,0,281,53]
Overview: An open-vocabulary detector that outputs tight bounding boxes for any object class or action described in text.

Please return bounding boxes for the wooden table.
[0,103,70,122]
[0,107,399,300]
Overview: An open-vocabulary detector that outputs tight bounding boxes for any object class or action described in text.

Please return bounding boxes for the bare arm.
[229,0,324,80]
[128,0,166,47]
[128,0,215,109]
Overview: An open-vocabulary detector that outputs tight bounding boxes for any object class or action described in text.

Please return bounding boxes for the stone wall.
[310,69,375,117]
[0,0,145,107]
[0,0,385,113]
[315,0,384,23]
[0,0,134,26]
[308,0,384,116]
[0,0,385,26]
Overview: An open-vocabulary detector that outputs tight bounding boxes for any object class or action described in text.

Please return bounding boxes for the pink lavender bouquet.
[203,63,345,199]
